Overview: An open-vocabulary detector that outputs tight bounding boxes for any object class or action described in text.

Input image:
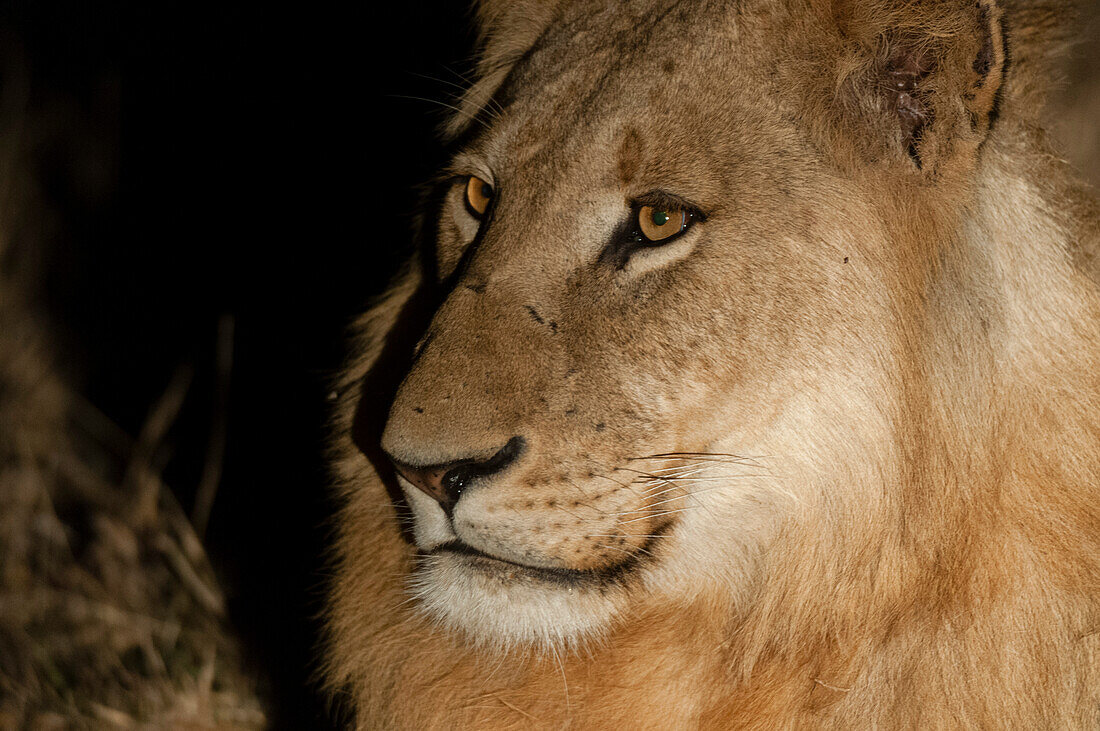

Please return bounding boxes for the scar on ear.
[882,2,1005,170]
[886,46,934,167]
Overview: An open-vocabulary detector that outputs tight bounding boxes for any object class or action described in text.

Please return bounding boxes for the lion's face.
[378,1,952,649]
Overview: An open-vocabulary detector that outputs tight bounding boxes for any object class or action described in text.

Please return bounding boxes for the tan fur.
[325,0,1100,726]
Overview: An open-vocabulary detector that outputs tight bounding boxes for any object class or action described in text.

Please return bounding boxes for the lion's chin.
[408,548,632,651]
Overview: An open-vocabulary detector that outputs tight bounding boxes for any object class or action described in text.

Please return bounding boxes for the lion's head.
[361,0,1018,651]
[328,1,1100,724]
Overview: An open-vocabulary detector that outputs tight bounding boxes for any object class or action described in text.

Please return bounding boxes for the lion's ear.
[839,0,1007,172]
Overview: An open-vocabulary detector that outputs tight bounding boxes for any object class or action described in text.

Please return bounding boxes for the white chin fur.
[409,552,626,652]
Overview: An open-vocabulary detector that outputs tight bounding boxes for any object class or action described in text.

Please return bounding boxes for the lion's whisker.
[406,72,507,122]
[616,507,697,525]
[596,543,637,558]
[642,463,712,477]
[603,541,656,558]
[650,484,751,513]
[553,503,590,522]
[645,475,771,486]
[637,483,687,502]
[388,94,495,132]
[440,65,510,119]
[563,477,592,500]
[644,493,693,510]
[616,466,677,481]
[645,462,703,473]
[591,471,645,496]
[641,451,756,460]
[637,473,694,489]
[632,452,772,470]
[636,483,682,500]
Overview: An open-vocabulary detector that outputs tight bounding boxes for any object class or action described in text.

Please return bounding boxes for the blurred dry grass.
[0,65,266,729]
[0,349,267,729]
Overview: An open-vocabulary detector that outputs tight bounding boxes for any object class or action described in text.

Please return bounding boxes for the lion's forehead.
[484,1,776,167]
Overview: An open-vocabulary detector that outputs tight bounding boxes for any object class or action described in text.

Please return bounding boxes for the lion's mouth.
[427,526,670,587]
[430,541,594,585]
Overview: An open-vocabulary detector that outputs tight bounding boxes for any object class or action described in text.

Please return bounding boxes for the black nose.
[389,437,525,513]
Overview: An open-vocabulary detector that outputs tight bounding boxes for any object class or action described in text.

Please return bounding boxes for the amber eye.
[465,176,493,217]
[638,205,688,242]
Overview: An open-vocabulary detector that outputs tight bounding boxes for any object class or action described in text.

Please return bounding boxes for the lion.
[324,0,1100,726]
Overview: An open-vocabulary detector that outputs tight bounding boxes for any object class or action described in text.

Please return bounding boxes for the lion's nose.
[388,436,525,513]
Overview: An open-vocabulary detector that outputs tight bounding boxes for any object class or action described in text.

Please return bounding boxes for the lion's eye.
[465,176,493,218]
[599,193,704,270]
[638,206,688,242]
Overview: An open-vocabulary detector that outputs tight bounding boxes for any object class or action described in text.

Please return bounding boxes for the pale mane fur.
[325,0,1100,727]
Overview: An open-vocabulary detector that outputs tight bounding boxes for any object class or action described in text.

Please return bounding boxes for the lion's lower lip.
[431,541,591,584]
[428,530,667,586]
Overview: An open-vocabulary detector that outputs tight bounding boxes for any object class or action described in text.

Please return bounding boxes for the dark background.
[3,1,475,726]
